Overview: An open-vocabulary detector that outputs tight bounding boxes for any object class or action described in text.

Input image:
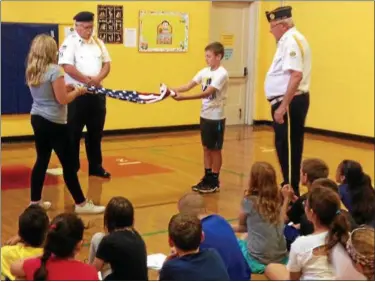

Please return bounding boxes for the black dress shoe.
[89,168,111,179]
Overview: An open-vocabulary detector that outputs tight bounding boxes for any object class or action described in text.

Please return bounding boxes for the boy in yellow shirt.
[1,205,49,280]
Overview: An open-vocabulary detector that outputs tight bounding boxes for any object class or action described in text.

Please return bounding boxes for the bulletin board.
[139,10,189,52]
[97,5,124,44]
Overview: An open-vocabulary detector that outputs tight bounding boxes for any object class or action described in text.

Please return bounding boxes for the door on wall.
[1,23,58,115]
[210,1,251,125]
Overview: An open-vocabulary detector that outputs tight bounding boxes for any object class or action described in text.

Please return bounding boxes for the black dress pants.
[271,93,310,196]
[68,94,106,173]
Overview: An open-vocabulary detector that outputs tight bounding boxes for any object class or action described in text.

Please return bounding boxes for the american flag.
[86,83,175,104]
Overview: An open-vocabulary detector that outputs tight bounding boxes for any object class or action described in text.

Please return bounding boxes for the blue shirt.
[159,249,229,281]
[339,184,352,212]
[200,215,251,280]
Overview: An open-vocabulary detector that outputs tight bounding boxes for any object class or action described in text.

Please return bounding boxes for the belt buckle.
[270,98,277,106]
[270,96,283,106]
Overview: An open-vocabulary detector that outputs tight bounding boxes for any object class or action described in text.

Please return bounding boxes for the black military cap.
[265,6,292,22]
[73,11,94,22]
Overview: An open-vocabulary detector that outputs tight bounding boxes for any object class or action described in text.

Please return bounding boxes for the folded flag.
[86,83,176,104]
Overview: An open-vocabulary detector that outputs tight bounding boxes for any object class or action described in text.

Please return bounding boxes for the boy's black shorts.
[200,117,226,150]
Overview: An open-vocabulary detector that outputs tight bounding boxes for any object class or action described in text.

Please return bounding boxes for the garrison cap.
[73,11,94,22]
[265,6,292,22]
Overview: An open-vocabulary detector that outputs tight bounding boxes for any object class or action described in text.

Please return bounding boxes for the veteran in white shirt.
[264,6,311,196]
[59,11,111,179]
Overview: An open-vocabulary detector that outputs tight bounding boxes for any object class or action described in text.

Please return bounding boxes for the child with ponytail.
[10,213,98,280]
[265,185,350,280]
[336,160,375,227]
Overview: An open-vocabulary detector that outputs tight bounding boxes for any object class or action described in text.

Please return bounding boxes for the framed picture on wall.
[97,4,123,44]
[139,10,189,52]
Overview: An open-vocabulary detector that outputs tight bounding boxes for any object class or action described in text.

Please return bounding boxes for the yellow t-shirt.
[1,244,43,280]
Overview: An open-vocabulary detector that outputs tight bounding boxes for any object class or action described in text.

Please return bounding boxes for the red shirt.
[23,257,99,280]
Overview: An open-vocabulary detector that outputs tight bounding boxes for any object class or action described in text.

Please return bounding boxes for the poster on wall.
[139,10,189,52]
[220,33,235,60]
[124,28,137,47]
[220,33,235,47]
[224,48,233,60]
[97,5,123,44]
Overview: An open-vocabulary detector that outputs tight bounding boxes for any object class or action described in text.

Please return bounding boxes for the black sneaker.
[197,178,220,194]
[192,177,207,192]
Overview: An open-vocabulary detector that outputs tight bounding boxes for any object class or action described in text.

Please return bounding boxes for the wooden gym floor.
[1,125,374,280]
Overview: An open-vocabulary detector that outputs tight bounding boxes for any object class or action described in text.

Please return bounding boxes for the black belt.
[268,92,309,105]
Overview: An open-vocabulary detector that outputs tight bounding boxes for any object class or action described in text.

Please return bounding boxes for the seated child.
[331,226,374,280]
[336,160,375,227]
[287,178,358,243]
[10,213,99,280]
[1,205,49,280]
[265,185,350,280]
[159,213,230,280]
[91,196,148,281]
[89,233,112,279]
[232,162,290,274]
[303,178,359,232]
[178,192,251,280]
[283,158,329,249]
[287,159,329,230]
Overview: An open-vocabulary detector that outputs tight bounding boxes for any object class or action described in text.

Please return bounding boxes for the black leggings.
[30,115,86,205]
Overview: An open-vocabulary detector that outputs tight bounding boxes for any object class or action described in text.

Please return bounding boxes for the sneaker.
[192,177,207,192]
[75,200,105,214]
[198,179,220,194]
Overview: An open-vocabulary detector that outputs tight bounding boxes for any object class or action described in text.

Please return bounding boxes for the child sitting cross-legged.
[90,196,148,281]
[10,212,99,280]
[159,213,230,281]
[1,205,49,280]
[177,192,251,280]
[286,159,329,232]
[336,160,375,228]
[265,185,350,280]
[331,226,374,280]
[232,162,291,274]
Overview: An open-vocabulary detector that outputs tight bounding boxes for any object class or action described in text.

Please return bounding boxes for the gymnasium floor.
[1,125,374,279]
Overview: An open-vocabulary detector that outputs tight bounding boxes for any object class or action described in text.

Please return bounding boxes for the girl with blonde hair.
[345,227,374,280]
[232,161,291,274]
[26,34,104,214]
[332,226,374,280]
